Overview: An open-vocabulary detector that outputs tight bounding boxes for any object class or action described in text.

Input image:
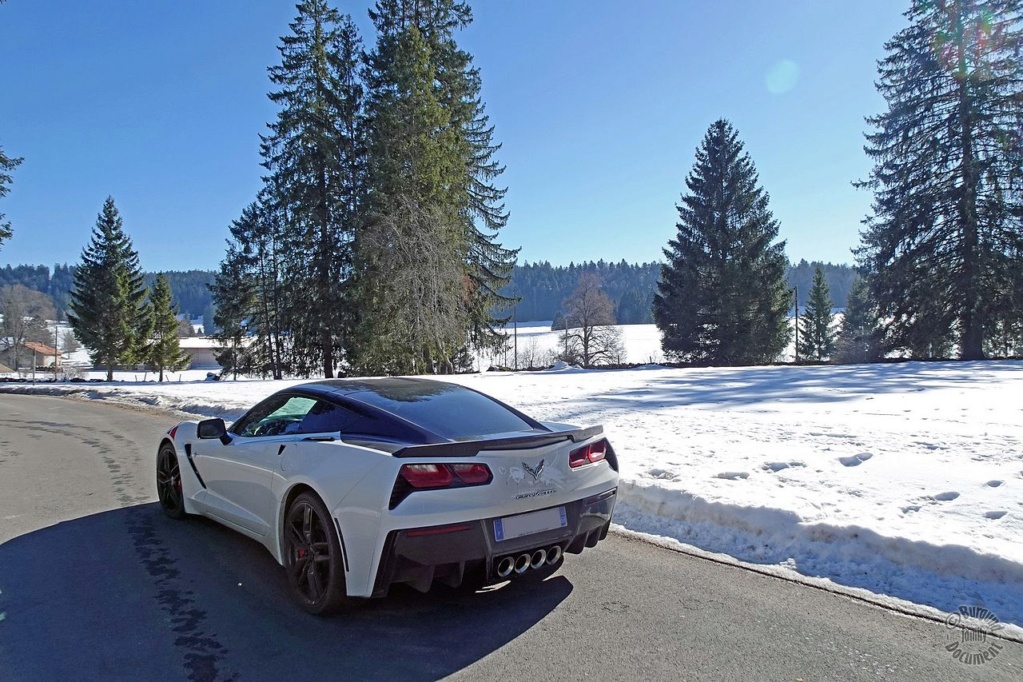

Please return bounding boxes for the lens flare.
[766,59,800,95]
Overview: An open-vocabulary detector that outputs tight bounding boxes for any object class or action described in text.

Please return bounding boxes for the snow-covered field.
[3,344,1022,632]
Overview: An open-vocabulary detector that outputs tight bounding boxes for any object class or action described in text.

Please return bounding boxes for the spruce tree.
[68,197,148,380]
[145,274,189,382]
[210,246,256,380]
[834,276,882,364]
[357,0,517,372]
[654,119,790,365]
[798,266,836,361]
[857,0,1023,360]
[0,144,23,251]
[261,0,365,378]
[215,201,290,379]
[356,23,467,374]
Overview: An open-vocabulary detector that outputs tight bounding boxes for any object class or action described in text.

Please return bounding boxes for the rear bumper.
[371,487,617,597]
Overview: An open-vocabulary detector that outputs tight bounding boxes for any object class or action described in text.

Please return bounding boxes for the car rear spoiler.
[391,425,604,459]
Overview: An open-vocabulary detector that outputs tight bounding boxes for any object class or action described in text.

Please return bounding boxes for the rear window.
[349,382,540,441]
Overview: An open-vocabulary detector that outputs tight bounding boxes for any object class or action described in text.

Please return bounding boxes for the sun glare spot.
[766,59,800,94]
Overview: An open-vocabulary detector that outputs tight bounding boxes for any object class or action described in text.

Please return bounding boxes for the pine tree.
[215,201,290,379]
[833,276,883,364]
[68,197,148,381]
[0,144,23,251]
[356,15,468,374]
[798,266,836,361]
[261,0,366,378]
[145,274,189,382]
[210,246,255,380]
[654,119,791,365]
[356,0,517,372]
[428,3,519,352]
[857,0,1023,360]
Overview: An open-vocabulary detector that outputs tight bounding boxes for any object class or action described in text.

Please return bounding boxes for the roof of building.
[0,362,14,373]
[21,341,59,356]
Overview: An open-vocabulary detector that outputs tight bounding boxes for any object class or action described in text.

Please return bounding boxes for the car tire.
[283,492,350,615]
[156,443,187,520]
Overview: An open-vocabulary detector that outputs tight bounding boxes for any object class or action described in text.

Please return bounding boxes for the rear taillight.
[569,439,609,468]
[168,425,178,439]
[450,463,491,485]
[400,463,454,489]
[390,462,494,508]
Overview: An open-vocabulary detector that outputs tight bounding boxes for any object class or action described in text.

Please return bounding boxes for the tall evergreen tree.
[654,119,791,365]
[210,246,256,380]
[216,201,291,379]
[857,0,1023,360]
[355,0,517,372]
[0,144,23,251]
[356,24,467,374]
[261,0,366,378]
[798,266,837,361]
[145,275,189,382]
[834,276,883,364]
[68,197,148,381]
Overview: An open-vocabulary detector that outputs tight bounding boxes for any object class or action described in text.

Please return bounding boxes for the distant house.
[0,341,61,370]
[22,341,61,368]
[178,337,220,369]
[0,361,14,375]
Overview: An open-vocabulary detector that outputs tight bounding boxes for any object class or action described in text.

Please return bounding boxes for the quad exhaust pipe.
[496,545,563,579]
[496,556,515,578]
[530,549,547,569]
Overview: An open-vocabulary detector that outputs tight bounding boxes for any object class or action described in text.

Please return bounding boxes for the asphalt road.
[1,393,1021,681]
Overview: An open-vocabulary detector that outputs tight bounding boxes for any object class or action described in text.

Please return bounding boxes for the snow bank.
[4,360,1023,627]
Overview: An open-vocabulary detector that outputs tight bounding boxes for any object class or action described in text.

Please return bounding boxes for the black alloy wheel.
[283,492,349,615]
[156,444,186,519]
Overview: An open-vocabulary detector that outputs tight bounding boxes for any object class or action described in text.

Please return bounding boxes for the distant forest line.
[0,259,858,327]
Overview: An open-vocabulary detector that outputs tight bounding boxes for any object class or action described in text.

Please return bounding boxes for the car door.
[193,393,317,536]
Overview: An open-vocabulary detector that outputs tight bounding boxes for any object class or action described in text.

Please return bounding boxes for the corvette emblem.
[523,459,544,482]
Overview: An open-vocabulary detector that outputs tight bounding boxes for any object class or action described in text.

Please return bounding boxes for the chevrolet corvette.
[156,378,619,614]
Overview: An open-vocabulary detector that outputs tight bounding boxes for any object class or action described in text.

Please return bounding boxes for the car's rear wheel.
[156,444,186,520]
[283,492,349,615]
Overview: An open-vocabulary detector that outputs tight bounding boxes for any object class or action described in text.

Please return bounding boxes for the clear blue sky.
[0,0,907,273]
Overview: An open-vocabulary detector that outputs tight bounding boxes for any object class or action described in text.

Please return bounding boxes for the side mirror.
[197,418,230,444]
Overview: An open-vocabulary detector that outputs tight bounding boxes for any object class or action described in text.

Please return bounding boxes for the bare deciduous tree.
[0,284,56,369]
[356,194,468,375]
[559,274,624,367]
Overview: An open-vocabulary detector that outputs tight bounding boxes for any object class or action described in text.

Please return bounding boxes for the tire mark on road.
[0,419,150,507]
[0,416,236,681]
[127,508,237,682]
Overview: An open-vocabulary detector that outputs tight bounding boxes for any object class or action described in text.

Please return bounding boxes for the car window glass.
[294,400,426,443]
[295,400,350,434]
[234,395,317,437]
[351,384,537,440]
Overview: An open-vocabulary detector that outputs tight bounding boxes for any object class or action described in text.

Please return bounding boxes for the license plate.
[493,506,567,542]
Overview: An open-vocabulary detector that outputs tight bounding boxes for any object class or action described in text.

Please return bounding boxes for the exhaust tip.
[496,556,515,579]
[546,545,563,565]
[514,553,531,574]
[530,549,547,569]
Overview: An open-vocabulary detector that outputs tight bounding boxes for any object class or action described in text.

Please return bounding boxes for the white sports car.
[156,378,619,614]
